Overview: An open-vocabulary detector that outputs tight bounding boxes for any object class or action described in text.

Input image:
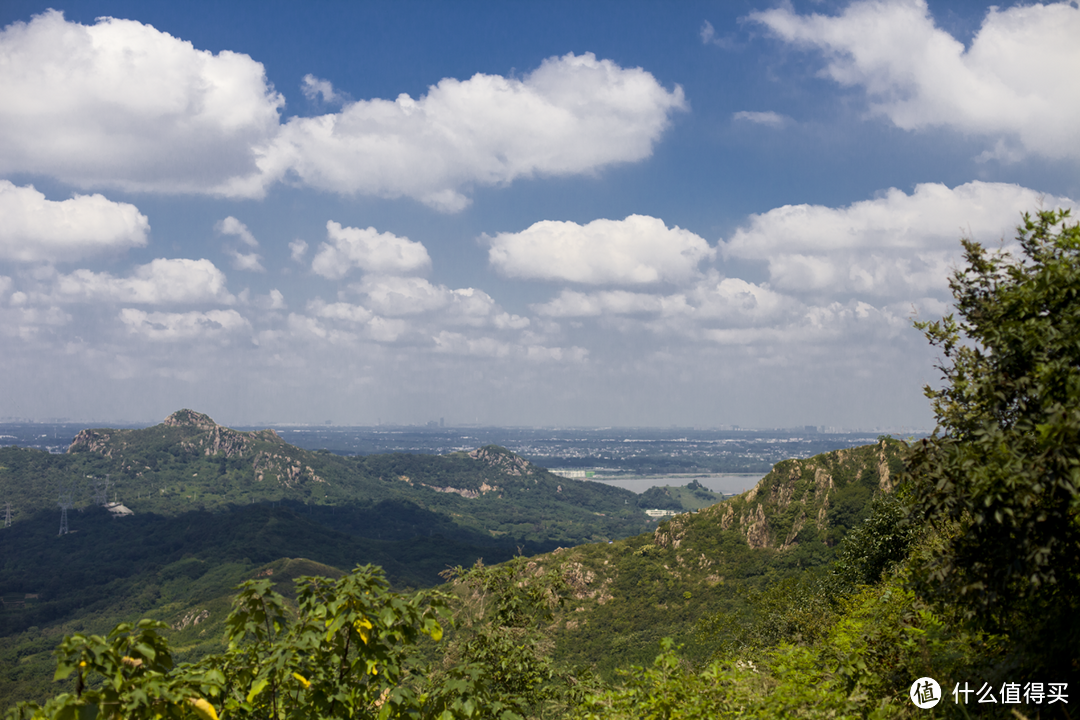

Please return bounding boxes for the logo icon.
[910,677,941,709]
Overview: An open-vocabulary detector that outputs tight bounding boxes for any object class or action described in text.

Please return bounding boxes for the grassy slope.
[637,482,728,512]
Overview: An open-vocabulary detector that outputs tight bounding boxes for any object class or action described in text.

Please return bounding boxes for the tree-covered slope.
[504,439,906,676]
[0,501,511,709]
[0,409,652,709]
[1,409,647,547]
[635,480,727,512]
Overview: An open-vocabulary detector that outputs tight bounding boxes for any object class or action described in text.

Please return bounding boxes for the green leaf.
[246,677,270,704]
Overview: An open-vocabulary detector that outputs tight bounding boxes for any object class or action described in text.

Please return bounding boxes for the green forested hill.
[1,409,647,546]
[512,439,906,676]
[0,409,650,709]
[0,420,902,709]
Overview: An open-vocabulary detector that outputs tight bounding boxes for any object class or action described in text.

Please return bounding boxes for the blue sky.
[0,0,1077,429]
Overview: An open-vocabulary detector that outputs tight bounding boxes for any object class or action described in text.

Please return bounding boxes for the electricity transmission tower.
[3,502,10,528]
[92,476,110,506]
[58,491,73,536]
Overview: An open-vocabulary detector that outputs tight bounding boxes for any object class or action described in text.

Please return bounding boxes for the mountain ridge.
[3,408,658,554]
[493,438,908,675]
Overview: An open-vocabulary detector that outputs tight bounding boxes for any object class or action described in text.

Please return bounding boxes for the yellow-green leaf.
[247,677,270,704]
[188,697,220,720]
[354,616,373,644]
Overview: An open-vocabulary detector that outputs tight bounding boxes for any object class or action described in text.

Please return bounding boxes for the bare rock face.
[654,516,688,549]
[706,438,904,551]
[162,409,217,431]
[68,428,115,456]
[252,450,324,486]
[743,504,771,549]
[468,446,535,476]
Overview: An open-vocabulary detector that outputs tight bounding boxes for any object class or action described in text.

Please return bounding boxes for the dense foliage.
[907,209,1080,681]
[4,561,601,720]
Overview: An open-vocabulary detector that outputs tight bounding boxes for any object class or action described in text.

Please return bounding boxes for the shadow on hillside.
[0,501,543,638]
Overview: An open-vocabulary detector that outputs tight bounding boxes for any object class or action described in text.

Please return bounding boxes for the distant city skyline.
[0,1,1076,429]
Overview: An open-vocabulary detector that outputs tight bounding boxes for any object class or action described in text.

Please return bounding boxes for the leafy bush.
[5,566,453,720]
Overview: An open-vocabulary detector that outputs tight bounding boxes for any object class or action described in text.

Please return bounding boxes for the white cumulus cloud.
[733,111,788,128]
[533,289,674,317]
[260,52,687,211]
[723,181,1076,298]
[532,276,797,332]
[0,13,684,208]
[216,216,259,248]
[356,275,450,316]
[353,275,528,328]
[0,10,284,197]
[751,0,1080,161]
[227,250,265,273]
[118,308,250,341]
[301,74,341,104]
[216,216,265,272]
[688,276,797,324]
[312,222,431,279]
[309,300,373,324]
[289,239,308,262]
[0,181,148,262]
[488,214,715,285]
[55,258,234,304]
[432,330,585,362]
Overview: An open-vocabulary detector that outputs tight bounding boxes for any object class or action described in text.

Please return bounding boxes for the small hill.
[637,480,728,513]
[503,439,906,676]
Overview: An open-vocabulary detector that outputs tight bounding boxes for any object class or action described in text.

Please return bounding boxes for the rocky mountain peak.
[468,445,534,476]
[162,409,218,431]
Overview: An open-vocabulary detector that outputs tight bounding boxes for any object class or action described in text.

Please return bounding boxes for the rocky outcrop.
[654,515,688,549]
[743,504,771,549]
[878,445,894,493]
[710,439,904,550]
[162,409,217,431]
[68,429,116,456]
[68,409,273,459]
[173,608,210,632]
[252,451,324,487]
[422,480,498,499]
[468,446,535,476]
[167,410,284,459]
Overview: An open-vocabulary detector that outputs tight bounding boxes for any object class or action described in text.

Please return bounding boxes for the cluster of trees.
[8,209,1078,717]
[5,559,592,720]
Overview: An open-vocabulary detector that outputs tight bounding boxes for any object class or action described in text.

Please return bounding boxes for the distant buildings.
[550,469,596,479]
